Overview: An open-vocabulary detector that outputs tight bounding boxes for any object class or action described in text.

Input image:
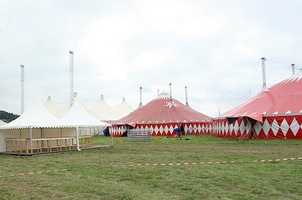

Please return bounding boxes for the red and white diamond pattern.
[111,122,212,137]
[213,115,302,139]
[111,115,302,139]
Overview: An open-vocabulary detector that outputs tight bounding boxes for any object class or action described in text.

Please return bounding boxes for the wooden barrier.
[79,135,93,148]
[5,135,94,154]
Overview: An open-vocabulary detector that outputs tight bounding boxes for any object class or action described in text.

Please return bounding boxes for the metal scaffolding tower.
[139,87,143,108]
[261,57,267,90]
[185,86,189,106]
[69,51,74,108]
[20,65,24,114]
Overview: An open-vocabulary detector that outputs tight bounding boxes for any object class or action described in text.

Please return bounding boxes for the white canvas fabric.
[0,97,61,129]
[59,96,110,128]
[44,96,70,118]
[0,120,7,126]
[86,95,121,121]
[112,97,134,118]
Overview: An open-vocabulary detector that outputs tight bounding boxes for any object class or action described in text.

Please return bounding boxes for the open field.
[0,135,302,200]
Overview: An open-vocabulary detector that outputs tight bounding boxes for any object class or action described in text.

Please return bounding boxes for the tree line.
[0,110,19,123]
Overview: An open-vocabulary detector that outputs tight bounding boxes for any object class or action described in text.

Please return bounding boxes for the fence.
[128,129,152,142]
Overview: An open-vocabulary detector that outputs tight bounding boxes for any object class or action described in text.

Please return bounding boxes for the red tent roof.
[115,92,211,124]
[220,75,302,122]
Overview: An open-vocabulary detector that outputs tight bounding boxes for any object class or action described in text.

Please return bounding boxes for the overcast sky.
[0,0,301,117]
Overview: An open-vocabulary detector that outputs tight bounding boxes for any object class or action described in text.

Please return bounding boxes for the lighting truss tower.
[69,51,74,108]
[261,57,267,90]
[185,86,189,106]
[139,87,143,108]
[169,83,172,102]
[20,65,24,114]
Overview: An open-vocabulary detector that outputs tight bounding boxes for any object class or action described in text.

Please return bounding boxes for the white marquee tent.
[45,95,134,124]
[0,96,110,155]
[86,95,122,123]
[112,97,134,118]
[44,96,70,118]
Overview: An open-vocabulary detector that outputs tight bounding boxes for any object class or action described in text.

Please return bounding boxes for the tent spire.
[291,64,295,75]
[185,86,189,106]
[69,51,74,108]
[139,87,143,108]
[20,65,25,114]
[261,57,268,91]
[157,89,159,97]
[169,83,172,102]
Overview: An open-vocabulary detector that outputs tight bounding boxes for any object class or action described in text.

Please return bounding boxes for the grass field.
[0,135,302,200]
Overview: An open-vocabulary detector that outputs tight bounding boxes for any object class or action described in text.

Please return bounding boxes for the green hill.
[0,110,19,123]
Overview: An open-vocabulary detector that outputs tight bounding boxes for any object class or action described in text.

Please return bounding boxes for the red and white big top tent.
[111,91,212,136]
[213,71,302,140]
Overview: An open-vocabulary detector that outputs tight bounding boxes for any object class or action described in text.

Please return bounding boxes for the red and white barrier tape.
[0,169,71,178]
[114,157,302,167]
[2,157,301,177]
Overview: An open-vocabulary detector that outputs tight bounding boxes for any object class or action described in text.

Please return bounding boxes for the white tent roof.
[112,97,134,118]
[0,96,110,130]
[0,98,61,129]
[44,96,70,118]
[0,120,7,126]
[59,96,111,128]
[86,95,121,121]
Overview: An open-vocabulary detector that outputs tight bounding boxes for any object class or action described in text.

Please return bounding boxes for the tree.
[0,110,19,123]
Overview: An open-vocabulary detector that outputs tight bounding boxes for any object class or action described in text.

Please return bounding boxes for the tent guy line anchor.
[113,157,302,167]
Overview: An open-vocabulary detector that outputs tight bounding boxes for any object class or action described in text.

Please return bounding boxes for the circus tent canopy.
[214,72,302,139]
[220,73,302,123]
[112,91,212,136]
[115,92,211,124]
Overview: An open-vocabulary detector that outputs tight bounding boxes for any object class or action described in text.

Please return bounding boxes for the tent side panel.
[0,130,26,152]
[212,118,252,139]
[213,115,302,140]
[110,122,212,137]
[254,115,302,139]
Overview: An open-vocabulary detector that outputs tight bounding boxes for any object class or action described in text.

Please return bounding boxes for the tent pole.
[111,128,114,147]
[76,127,81,151]
[30,127,33,154]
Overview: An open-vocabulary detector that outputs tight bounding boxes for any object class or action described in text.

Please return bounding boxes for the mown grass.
[0,135,302,200]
